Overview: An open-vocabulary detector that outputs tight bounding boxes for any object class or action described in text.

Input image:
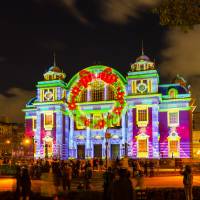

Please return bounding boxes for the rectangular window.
[138,139,147,152]
[45,114,53,126]
[168,110,179,126]
[136,105,148,127]
[169,112,178,124]
[169,140,178,152]
[79,90,87,102]
[44,113,54,130]
[138,109,147,121]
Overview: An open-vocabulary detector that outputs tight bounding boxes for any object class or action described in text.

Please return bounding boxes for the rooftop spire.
[53,51,56,66]
[141,40,144,56]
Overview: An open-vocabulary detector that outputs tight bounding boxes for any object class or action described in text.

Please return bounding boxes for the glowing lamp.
[24,139,30,144]
[6,140,10,144]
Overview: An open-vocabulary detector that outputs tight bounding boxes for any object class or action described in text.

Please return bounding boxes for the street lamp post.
[105,131,111,170]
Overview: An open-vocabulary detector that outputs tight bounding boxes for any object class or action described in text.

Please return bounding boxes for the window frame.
[135,133,149,158]
[167,132,180,158]
[168,109,179,127]
[44,112,54,130]
[42,88,55,102]
[136,105,149,127]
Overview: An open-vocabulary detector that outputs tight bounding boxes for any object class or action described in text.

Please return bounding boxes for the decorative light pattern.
[67,67,126,129]
[24,60,193,160]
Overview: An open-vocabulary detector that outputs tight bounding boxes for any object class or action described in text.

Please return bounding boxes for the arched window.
[168,88,178,98]
[78,89,87,102]
[90,80,104,102]
[107,85,115,100]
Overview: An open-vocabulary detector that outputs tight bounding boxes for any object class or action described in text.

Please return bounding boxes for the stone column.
[127,109,133,157]
[69,115,75,158]
[56,111,63,159]
[85,114,91,158]
[35,111,41,159]
[152,105,159,158]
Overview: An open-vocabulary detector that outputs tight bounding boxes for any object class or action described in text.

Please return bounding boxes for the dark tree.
[154,0,200,30]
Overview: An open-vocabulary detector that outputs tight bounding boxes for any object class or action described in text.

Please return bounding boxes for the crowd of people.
[3,157,194,200]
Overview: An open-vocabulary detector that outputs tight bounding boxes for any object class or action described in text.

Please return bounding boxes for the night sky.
[0,0,199,122]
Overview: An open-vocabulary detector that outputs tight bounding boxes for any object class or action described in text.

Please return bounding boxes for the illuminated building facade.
[24,53,193,160]
[192,112,200,158]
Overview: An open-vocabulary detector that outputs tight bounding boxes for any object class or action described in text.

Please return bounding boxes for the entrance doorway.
[44,136,53,158]
[77,145,85,159]
[111,144,120,159]
[94,144,102,158]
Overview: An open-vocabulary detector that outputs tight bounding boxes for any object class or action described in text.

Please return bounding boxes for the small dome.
[43,65,66,81]
[48,66,62,73]
[136,55,150,62]
[131,53,155,72]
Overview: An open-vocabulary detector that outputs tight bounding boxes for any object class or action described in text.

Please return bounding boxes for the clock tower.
[34,63,67,159]
[126,52,160,158]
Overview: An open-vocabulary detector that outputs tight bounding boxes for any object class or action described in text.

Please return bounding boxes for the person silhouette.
[181,165,193,200]
[21,168,31,200]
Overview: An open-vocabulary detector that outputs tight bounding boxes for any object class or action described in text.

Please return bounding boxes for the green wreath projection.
[67,67,126,129]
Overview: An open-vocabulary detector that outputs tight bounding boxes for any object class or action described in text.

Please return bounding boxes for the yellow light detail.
[135,133,149,158]
[136,105,149,127]
[41,88,55,102]
[148,80,152,93]
[132,81,136,93]
[167,135,180,158]
[32,116,36,131]
[44,111,54,130]
[24,139,30,144]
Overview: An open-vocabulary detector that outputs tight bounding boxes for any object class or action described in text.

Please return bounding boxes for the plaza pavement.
[0,171,200,197]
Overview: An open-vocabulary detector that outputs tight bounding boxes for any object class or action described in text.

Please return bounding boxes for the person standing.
[181,165,193,200]
[99,158,104,172]
[15,165,21,199]
[149,161,154,177]
[66,164,72,190]
[110,168,133,200]
[21,168,31,200]
[103,167,114,200]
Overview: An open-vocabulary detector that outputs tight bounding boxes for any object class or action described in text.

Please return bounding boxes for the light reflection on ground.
[0,175,199,197]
